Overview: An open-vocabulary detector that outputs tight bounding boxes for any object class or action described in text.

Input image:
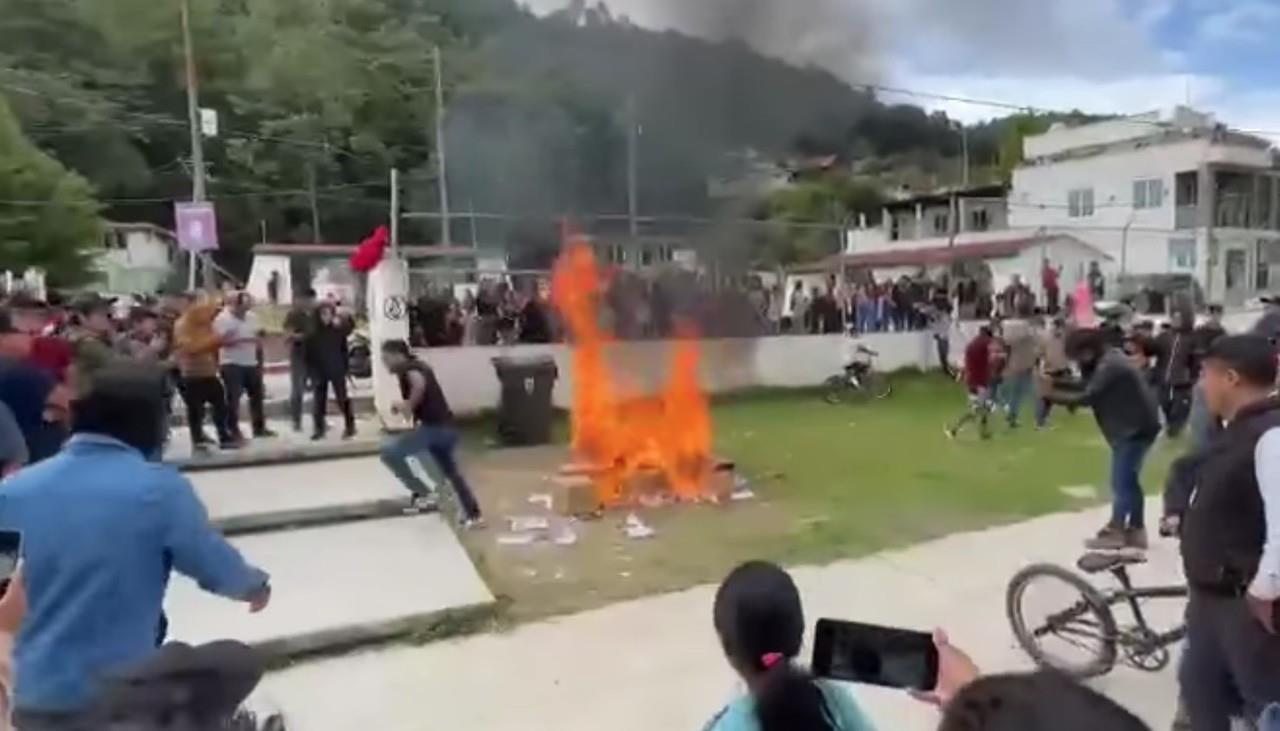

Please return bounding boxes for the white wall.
[417,331,938,416]
[247,254,293,305]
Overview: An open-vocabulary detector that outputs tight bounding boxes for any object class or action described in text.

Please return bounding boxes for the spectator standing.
[266,271,280,306]
[766,285,784,335]
[173,296,237,452]
[213,293,274,442]
[304,302,356,441]
[379,340,484,528]
[0,312,58,464]
[0,367,269,729]
[788,284,810,336]
[704,561,875,731]
[929,299,955,379]
[1046,329,1161,550]
[518,291,552,344]
[1041,258,1062,314]
[282,288,316,433]
[67,296,118,393]
[1178,335,1280,731]
[1087,261,1106,301]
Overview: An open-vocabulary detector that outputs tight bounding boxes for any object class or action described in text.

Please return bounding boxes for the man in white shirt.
[212,293,274,442]
[1178,334,1280,731]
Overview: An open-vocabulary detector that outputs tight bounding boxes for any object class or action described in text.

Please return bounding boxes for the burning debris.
[550,232,728,509]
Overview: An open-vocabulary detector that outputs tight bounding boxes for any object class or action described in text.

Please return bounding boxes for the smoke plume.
[640,0,883,85]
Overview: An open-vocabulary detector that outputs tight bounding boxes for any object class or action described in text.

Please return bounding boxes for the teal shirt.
[704,681,877,731]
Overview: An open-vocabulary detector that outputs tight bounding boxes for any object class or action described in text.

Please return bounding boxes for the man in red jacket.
[946,326,997,440]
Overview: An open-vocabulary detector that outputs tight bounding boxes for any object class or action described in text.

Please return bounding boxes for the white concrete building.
[837,184,1107,298]
[1011,107,1280,307]
[95,222,177,294]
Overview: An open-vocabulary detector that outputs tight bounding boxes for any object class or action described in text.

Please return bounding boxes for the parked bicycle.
[1006,551,1187,679]
[823,345,892,404]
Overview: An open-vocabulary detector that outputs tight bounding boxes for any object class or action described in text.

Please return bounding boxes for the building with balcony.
[1010,106,1280,307]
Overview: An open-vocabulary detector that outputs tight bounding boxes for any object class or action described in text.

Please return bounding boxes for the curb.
[259,602,500,667]
[214,498,420,537]
[172,441,384,472]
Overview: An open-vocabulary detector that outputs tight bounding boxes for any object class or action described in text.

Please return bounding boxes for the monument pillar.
[365,255,410,425]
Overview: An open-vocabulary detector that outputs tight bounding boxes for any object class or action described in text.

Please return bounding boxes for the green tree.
[0,96,102,285]
[756,175,883,266]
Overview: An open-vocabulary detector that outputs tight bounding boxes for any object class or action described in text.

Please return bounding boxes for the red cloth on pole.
[349,225,389,273]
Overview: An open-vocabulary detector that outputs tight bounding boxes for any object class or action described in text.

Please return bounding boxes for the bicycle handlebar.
[855,345,879,357]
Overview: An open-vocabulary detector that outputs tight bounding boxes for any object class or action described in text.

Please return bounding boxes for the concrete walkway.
[258,500,1185,731]
[166,457,495,660]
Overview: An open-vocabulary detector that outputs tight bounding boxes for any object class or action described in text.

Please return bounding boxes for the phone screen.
[811,619,938,691]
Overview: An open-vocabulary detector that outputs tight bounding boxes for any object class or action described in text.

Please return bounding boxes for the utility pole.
[626,95,639,242]
[432,45,451,247]
[389,167,400,253]
[306,159,322,243]
[180,0,206,289]
[959,123,971,188]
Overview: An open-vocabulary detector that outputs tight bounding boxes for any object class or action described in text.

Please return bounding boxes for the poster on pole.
[174,202,219,253]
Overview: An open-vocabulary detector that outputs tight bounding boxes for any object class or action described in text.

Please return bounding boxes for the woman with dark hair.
[304,303,355,441]
[705,561,875,731]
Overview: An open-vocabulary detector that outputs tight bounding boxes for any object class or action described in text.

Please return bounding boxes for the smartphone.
[811,618,938,691]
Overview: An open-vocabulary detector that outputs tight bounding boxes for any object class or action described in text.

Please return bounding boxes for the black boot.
[341,401,356,440]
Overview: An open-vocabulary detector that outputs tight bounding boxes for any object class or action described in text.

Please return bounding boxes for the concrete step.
[190,457,413,535]
[168,394,376,428]
[164,515,494,660]
[165,417,386,471]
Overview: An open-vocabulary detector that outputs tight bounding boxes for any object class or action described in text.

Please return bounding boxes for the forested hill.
[0,0,984,280]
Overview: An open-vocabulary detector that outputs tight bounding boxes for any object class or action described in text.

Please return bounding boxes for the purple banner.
[174,202,219,253]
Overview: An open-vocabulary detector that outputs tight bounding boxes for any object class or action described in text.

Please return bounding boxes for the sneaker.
[218,440,242,451]
[254,428,278,439]
[1126,527,1149,551]
[460,516,488,531]
[403,495,439,515]
[310,431,326,442]
[192,442,213,454]
[342,426,357,441]
[1085,525,1128,551]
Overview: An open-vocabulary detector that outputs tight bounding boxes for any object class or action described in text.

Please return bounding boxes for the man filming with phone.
[0,365,270,730]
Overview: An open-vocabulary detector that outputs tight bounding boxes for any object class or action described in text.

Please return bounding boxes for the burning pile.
[551,234,716,508]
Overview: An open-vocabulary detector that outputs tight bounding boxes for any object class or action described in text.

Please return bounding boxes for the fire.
[551,234,713,506]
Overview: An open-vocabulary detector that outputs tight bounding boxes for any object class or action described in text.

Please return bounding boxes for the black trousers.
[1162,384,1193,437]
[1182,589,1280,731]
[220,364,266,437]
[312,372,354,434]
[180,376,232,445]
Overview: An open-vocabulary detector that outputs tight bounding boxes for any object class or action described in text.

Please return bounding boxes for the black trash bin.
[492,355,559,446]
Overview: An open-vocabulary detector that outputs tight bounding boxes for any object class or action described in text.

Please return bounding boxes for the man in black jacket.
[1154,309,1198,437]
[1177,335,1280,731]
[1047,328,1161,550]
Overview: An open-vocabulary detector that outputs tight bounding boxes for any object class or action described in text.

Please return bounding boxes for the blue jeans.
[1000,371,1033,427]
[1109,434,1155,529]
[380,425,482,519]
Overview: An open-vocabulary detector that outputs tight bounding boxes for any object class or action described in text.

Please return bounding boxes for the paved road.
[256,499,1186,731]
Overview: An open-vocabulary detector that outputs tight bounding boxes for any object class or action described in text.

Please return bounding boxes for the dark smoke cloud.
[649,0,883,84]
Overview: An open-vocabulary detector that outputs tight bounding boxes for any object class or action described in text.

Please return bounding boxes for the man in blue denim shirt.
[0,366,270,728]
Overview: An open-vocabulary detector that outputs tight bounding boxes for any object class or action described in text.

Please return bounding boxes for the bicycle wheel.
[822,376,847,405]
[863,372,892,400]
[1006,563,1118,678]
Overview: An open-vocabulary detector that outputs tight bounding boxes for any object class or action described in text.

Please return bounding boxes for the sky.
[522,0,1280,141]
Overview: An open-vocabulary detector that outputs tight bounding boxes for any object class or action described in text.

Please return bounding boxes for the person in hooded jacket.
[304,303,355,441]
[172,296,236,452]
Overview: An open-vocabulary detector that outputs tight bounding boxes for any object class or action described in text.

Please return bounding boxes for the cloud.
[1198,1,1280,44]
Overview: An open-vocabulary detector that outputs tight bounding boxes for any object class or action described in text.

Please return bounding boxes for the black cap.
[1204,334,1278,388]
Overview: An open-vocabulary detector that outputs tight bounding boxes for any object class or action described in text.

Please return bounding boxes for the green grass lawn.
[462,373,1180,623]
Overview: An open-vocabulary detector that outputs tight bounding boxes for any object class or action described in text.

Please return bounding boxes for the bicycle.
[823,345,892,404]
[1006,551,1187,679]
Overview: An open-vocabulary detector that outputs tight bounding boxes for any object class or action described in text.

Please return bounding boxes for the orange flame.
[551,233,713,505]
